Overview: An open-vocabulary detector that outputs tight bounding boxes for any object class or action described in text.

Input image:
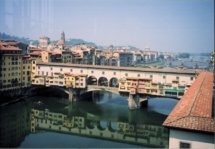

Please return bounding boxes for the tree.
[179,53,190,58]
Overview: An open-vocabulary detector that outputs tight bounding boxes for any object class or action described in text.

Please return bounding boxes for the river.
[0,91,178,148]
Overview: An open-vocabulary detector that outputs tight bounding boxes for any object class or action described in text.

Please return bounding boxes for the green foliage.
[178,53,190,58]
[158,54,164,60]
[0,32,35,44]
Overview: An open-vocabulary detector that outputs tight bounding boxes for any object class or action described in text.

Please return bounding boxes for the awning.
[165,89,177,93]
[178,89,185,93]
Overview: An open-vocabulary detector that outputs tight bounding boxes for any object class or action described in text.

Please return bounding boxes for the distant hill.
[190,53,212,56]
[0,32,38,45]
[0,32,140,50]
[0,32,97,46]
[65,38,96,46]
[98,45,140,50]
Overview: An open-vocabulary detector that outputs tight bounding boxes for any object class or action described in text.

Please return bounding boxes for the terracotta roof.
[5,41,21,45]
[0,45,21,51]
[57,39,64,45]
[29,51,41,55]
[163,72,214,133]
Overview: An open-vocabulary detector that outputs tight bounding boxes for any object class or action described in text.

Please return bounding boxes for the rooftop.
[163,72,214,133]
[0,45,22,51]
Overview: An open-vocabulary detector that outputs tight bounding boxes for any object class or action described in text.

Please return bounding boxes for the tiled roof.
[0,45,21,51]
[29,51,41,55]
[163,72,214,133]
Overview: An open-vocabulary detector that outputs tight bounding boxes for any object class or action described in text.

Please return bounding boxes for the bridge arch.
[31,86,69,98]
[98,77,108,87]
[107,122,117,132]
[97,121,107,131]
[109,77,119,88]
[87,76,98,85]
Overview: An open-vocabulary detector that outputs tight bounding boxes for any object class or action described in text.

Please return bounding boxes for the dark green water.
[0,91,178,148]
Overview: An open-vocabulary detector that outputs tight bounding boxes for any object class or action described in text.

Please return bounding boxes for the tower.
[109,45,114,66]
[61,31,65,43]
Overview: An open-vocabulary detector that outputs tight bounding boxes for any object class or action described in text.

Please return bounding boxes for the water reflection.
[0,91,178,148]
[0,101,31,147]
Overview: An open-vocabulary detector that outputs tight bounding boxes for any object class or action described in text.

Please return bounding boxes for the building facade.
[0,41,33,91]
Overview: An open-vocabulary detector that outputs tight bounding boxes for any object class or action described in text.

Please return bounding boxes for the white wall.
[169,129,214,149]
[36,64,195,85]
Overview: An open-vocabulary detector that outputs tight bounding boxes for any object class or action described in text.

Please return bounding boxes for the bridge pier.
[128,94,140,109]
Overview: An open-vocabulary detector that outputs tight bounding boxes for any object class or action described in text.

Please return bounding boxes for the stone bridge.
[31,85,148,109]
[166,59,210,69]
[69,85,148,109]
[33,62,198,109]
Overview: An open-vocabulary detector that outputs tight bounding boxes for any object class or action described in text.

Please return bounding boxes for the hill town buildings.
[28,32,160,67]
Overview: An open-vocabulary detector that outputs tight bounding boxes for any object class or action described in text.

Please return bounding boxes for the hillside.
[0,32,139,50]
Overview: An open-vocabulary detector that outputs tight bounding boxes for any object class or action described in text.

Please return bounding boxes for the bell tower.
[61,31,65,43]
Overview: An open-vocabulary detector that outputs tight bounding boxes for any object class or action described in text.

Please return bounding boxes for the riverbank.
[0,95,30,107]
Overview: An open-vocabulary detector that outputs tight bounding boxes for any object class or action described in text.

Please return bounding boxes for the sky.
[0,0,214,53]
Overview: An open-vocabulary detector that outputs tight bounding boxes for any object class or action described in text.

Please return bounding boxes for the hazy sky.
[0,0,214,52]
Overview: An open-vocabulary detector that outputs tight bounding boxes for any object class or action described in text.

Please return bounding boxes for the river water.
[0,91,178,148]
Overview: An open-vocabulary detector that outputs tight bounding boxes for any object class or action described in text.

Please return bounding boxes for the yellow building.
[64,73,87,88]
[41,50,52,62]
[0,41,33,91]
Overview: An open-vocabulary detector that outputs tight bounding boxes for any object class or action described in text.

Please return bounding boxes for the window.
[180,142,191,148]
[125,73,128,77]
[23,66,25,69]
[38,66,40,69]
[190,77,193,81]
[176,76,179,80]
[80,70,83,73]
[50,67,53,70]
[33,61,35,64]
[60,68,63,71]
[33,66,35,70]
[150,75,153,78]
[102,71,105,75]
[137,74,140,77]
[113,72,116,75]
[70,69,73,72]
[91,71,94,74]
[46,72,48,76]
[38,71,40,75]
[163,76,166,79]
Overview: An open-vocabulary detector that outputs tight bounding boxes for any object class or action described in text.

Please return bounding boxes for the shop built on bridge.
[31,62,199,109]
